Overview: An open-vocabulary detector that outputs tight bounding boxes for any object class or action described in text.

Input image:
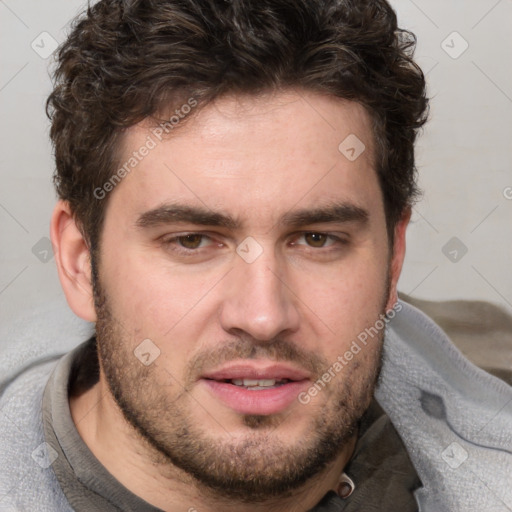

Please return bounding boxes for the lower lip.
[201,379,309,415]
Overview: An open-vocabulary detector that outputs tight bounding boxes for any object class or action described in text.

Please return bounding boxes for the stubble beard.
[92,274,387,503]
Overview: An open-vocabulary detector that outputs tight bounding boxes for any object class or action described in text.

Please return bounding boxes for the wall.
[1,0,511,332]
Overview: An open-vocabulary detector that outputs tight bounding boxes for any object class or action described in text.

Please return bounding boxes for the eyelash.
[160,232,348,256]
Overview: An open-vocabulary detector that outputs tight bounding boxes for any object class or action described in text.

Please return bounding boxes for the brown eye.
[304,232,328,247]
[177,234,204,249]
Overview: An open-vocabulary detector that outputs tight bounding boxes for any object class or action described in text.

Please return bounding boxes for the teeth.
[256,379,277,387]
[231,378,279,387]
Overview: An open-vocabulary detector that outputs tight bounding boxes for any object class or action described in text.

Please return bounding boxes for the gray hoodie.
[0,301,511,511]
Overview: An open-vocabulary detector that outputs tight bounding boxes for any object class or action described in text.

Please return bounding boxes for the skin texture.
[51,90,410,512]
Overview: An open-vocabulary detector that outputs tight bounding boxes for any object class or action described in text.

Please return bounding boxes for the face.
[92,90,399,501]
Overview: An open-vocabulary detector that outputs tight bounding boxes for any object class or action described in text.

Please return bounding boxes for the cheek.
[303,255,388,318]
[100,250,219,359]
[291,256,389,360]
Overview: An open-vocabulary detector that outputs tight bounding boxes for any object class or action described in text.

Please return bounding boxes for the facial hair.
[92,274,388,503]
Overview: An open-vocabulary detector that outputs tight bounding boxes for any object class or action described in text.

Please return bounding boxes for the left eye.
[293,233,338,248]
[175,233,209,249]
[176,234,209,249]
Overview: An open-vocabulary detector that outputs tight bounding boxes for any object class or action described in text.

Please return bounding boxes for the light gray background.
[1,0,511,336]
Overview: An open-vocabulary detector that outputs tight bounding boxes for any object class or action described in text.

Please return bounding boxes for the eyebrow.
[135,201,369,230]
[136,204,239,230]
[280,203,368,228]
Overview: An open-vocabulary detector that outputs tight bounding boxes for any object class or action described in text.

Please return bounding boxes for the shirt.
[42,338,421,511]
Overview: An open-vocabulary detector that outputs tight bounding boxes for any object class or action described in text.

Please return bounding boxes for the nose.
[219,249,301,342]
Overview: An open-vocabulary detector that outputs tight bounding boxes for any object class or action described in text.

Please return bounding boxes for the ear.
[385,207,411,312]
[50,201,97,322]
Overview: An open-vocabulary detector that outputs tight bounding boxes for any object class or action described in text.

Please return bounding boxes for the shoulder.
[378,300,512,511]
[0,358,73,512]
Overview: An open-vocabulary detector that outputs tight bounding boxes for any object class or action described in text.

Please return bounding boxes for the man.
[1,0,511,511]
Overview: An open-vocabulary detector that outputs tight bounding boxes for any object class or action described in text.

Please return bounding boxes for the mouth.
[220,377,292,390]
[199,363,311,416]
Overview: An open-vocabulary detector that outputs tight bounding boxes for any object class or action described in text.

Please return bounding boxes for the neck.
[70,378,357,512]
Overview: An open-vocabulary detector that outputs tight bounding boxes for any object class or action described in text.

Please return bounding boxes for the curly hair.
[47,0,428,251]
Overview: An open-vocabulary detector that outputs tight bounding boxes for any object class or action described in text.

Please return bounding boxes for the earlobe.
[50,201,97,322]
[386,208,411,312]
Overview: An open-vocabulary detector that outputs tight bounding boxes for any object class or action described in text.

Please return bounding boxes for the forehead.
[108,90,382,227]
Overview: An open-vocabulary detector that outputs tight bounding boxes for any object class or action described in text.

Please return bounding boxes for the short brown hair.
[47,0,428,252]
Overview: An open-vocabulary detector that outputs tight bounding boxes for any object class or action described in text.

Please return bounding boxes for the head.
[49,0,428,503]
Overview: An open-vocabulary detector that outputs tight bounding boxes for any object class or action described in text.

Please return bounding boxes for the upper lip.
[201,362,311,382]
